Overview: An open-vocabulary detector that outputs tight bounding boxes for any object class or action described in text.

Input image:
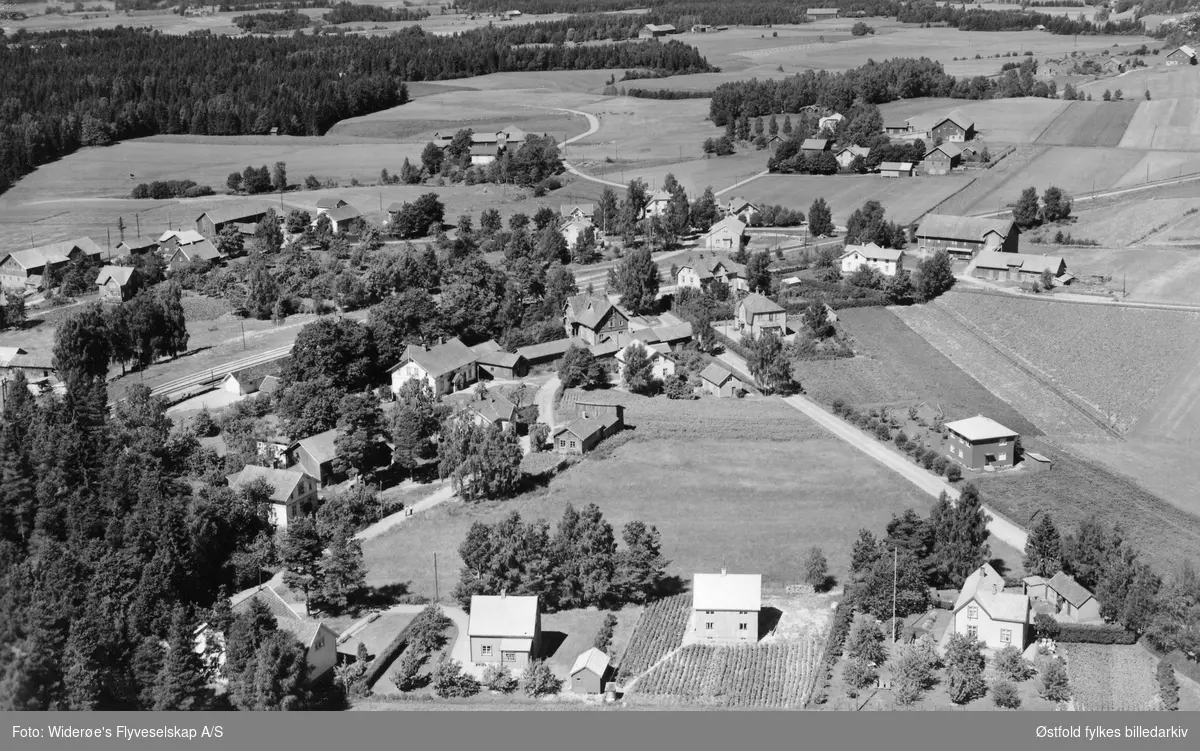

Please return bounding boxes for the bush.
[664,373,697,400]
[843,657,877,691]
[530,422,551,452]
[945,464,963,483]
[845,618,887,665]
[1033,613,1060,640]
[431,657,481,698]
[482,664,519,694]
[932,456,949,475]
[390,648,428,692]
[522,661,561,697]
[831,398,846,415]
[1039,657,1071,702]
[593,613,618,653]
[992,678,1021,709]
[192,407,218,438]
[1157,661,1180,711]
[360,617,419,688]
[920,450,936,470]
[992,645,1035,682]
[873,422,891,441]
[1054,622,1136,644]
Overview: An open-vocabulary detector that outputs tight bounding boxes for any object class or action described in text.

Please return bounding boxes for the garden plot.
[631,640,823,707]
[1035,101,1139,147]
[1062,644,1163,711]
[934,291,1200,434]
[616,594,692,683]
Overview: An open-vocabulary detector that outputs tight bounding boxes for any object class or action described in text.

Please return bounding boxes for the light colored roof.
[841,242,904,262]
[258,374,281,394]
[553,412,620,441]
[645,190,672,204]
[571,647,609,677]
[198,204,269,226]
[837,145,870,158]
[938,109,974,131]
[703,216,746,238]
[231,586,328,647]
[917,214,1015,243]
[1026,451,1051,463]
[326,204,362,222]
[292,427,339,466]
[3,237,103,271]
[693,571,762,612]
[468,594,539,638]
[801,138,831,150]
[390,337,478,378]
[927,141,964,158]
[0,347,28,366]
[159,229,206,244]
[700,362,739,386]
[226,465,308,504]
[316,197,347,209]
[559,203,595,217]
[1022,575,1048,587]
[95,265,136,287]
[1047,571,1095,608]
[515,338,580,361]
[725,196,759,212]
[738,292,784,317]
[968,590,1029,624]
[1176,44,1196,57]
[973,250,1064,274]
[643,23,675,32]
[953,563,1006,612]
[446,391,517,425]
[879,161,915,171]
[944,415,1018,442]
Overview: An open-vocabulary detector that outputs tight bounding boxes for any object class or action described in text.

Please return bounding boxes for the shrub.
[522,661,561,697]
[1054,622,1135,644]
[431,657,481,698]
[992,645,1035,682]
[945,464,963,483]
[843,657,877,691]
[192,407,218,437]
[593,613,618,653]
[664,373,697,400]
[873,422,891,441]
[390,648,428,692]
[831,398,846,415]
[932,456,948,475]
[482,664,519,694]
[992,678,1021,709]
[920,451,936,470]
[530,422,551,452]
[1039,657,1071,702]
[1033,612,1060,640]
[1157,661,1179,711]
[845,619,887,665]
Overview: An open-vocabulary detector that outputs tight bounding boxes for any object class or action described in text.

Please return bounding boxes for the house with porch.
[468,592,542,670]
[735,293,785,338]
[226,465,319,529]
[952,563,1030,651]
[389,337,479,398]
[690,569,761,644]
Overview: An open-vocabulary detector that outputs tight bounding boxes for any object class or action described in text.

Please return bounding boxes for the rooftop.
[391,337,478,378]
[571,647,609,677]
[692,571,762,612]
[841,242,904,262]
[468,594,539,637]
[95,265,137,287]
[917,214,1015,242]
[1047,571,1095,608]
[198,204,270,226]
[325,204,362,222]
[159,229,206,245]
[944,415,1018,443]
[292,427,339,466]
[738,292,785,317]
[973,250,1064,275]
[226,465,308,504]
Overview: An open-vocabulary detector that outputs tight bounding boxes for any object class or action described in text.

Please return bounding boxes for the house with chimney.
[95,265,141,301]
[468,592,542,670]
[389,337,479,398]
[689,568,762,644]
[226,465,319,529]
[563,293,630,346]
[735,293,786,338]
[952,563,1030,651]
[552,401,624,455]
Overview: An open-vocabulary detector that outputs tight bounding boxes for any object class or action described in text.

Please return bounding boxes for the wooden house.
[800,137,833,156]
[699,362,745,397]
[878,161,916,178]
[699,217,746,251]
[0,237,104,290]
[1023,572,1102,622]
[196,205,270,239]
[229,586,337,682]
[1166,44,1196,65]
[286,428,341,486]
[923,142,964,175]
[943,415,1019,469]
[552,402,624,455]
[116,237,160,256]
[952,564,1030,650]
[735,293,785,338]
[164,239,221,271]
[389,337,479,398]
[469,340,529,380]
[971,250,1065,284]
[564,293,630,346]
[932,110,976,143]
[690,569,761,644]
[94,265,140,301]
[570,648,609,694]
[468,592,542,670]
[840,243,905,277]
[915,214,1019,259]
[226,465,319,529]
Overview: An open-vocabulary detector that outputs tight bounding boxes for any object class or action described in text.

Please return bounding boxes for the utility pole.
[135,213,140,238]
[892,545,898,642]
[433,553,440,602]
[240,321,246,350]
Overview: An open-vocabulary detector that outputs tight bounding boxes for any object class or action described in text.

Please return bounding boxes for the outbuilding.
[570,648,609,694]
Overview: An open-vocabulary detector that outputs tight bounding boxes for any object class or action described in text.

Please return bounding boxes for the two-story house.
[943,415,1019,470]
[735,293,786,338]
[953,564,1030,651]
[690,569,761,644]
[389,337,479,398]
[840,243,905,277]
[563,293,630,346]
[226,465,319,529]
[700,217,747,251]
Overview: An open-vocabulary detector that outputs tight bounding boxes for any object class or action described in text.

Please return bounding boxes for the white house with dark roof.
[643,190,672,218]
[699,217,746,251]
[562,217,593,248]
[840,243,905,277]
[735,293,785,338]
[226,465,319,529]
[389,337,479,398]
[559,204,595,222]
[226,585,338,682]
[468,592,542,670]
[615,340,676,383]
[689,569,762,644]
[835,145,870,169]
[952,564,1029,650]
[552,401,624,455]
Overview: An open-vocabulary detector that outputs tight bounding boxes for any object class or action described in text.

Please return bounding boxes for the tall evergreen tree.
[153,606,210,710]
[607,246,660,315]
[932,484,991,588]
[281,518,325,616]
[613,521,669,604]
[320,530,366,614]
[1023,514,1062,578]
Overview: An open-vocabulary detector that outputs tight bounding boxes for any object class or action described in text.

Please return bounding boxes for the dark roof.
[917,215,1015,243]
[291,428,339,466]
[391,337,478,378]
[700,362,739,386]
[1047,571,1095,608]
[118,236,159,251]
[171,239,220,262]
[553,412,620,441]
[95,265,137,287]
[565,293,623,331]
[446,392,517,424]
[801,138,831,150]
[316,197,347,209]
[515,338,579,361]
[198,204,271,226]
[470,144,499,156]
[326,204,362,222]
[738,292,785,317]
[228,358,286,390]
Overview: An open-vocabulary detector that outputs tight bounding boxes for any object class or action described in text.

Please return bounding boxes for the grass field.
[1035,101,1140,147]
[1119,98,1200,150]
[1064,195,1200,250]
[590,154,766,203]
[1062,643,1163,711]
[730,174,973,226]
[361,435,935,602]
[906,98,1069,145]
[1077,63,1200,101]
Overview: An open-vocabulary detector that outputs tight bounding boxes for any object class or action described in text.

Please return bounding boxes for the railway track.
[140,344,293,401]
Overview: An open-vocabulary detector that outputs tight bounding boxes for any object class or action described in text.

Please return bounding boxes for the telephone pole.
[892,545,898,642]
[433,553,440,602]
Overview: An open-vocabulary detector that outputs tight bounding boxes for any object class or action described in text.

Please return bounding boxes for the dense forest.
[322,2,431,24]
[897,5,1145,35]
[465,0,899,23]
[0,27,710,195]
[232,8,312,32]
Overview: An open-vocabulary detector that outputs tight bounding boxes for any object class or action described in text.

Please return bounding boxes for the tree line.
[0,25,710,195]
[232,9,312,32]
[464,0,901,27]
[322,2,431,24]
[898,5,1145,36]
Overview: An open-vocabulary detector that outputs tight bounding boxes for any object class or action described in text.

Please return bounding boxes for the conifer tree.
[153,607,210,711]
[1023,514,1062,577]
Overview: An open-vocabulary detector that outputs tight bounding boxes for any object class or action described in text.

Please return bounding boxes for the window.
[738,623,748,631]
[1000,629,1011,644]
[705,611,714,615]
[705,622,714,630]
[998,453,1007,461]
[967,625,978,639]
[314,637,324,651]
[998,439,1008,446]
[481,645,492,656]
[559,440,566,447]
[958,448,964,458]
[967,604,978,620]
[569,441,576,449]
[503,652,515,662]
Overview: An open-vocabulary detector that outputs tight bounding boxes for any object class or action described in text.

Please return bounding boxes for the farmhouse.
[446,390,518,431]
[818,113,844,133]
[944,415,1019,469]
[883,119,912,135]
[952,564,1030,651]
[644,190,672,217]
[324,204,362,235]
[616,340,676,383]
[116,237,159,256]
[559,204,594,222]
[1037,58,1070,78]
[932,110,976,143]
[314,197,348,215]
[164,240,220,271]
[221,360,283,397]
[640,23,676,38]
[230,586,337,682]
[469,340,529,380]
[470,143,500,166]
[835,145,870,169]
[699,362,745,398]
[94,265,140,301]
[1101,57,1124,74]
[570,648,609,694]
[0,238,104,289]
[0,347,56,381]
[564,293,630,345]
[915,215,1019,258]
[468,592,542,670]
[923,142,964,175]
[699,217,747,251]
[1166,45,1196,65]
[1023,572,1101,622]
[878,161,916,178]
[389,337,478,398]
[553,401,624,454]
[971,250,1065,284]
[226,465,319,529]
[286,428,342,486]
[840,243,905,277]
[723,197,760,224]
[690,569,761,644]
[735,293,786,338]
[562,218,593,248]
[195,204,270,239]
[800,137,833,156]
[675,253,748,293]
[805,7,839,18]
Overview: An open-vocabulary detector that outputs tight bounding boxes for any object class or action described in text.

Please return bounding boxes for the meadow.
[1034,101,1140,147]
[731,174,974,226]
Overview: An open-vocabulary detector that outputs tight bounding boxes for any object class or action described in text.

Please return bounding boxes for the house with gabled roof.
[559,204,595,222]
[95,265,141,301]
[835,145,870,169]
[553,401,624,455]
[932,110,976,142]
[389,337,479,398]
[800,137,833,156]
[640,23,676,38]
[616,339,676,384]
[469,340,529,380]
[643,190,672,218]
[700,216,746,251]
[562,217,593,248]
[0,237,104,289]
[324,203,362,235]
[570,647,609,694]
[953,564,1030,650]
[286,428,342,486]
[315,196,348,214]
[445,389,518,431]
[1166,44,1196,65]
[563,293,630,346]
[116,236,160,256]
[221,358,285,397]
[675,252,748,293]
[196,204,271,239]
[840,243,905,277]
[158,229,207,250]
[884,119,913,135]
[818,113,844,133]
[916,214,1019,258]
[699,362,745,398]
[690,568,762,644]
[1023,571,1101,622]
[723,197,761,224]
[468,592,542,670]
[944,415,1019,469]
[226,465,319,529]
[923,142,964,175]
[228,586,338,682]
[735,293,785,338]
[805,7,839,18]
[164,239,221,271]
[971,250,1065,284]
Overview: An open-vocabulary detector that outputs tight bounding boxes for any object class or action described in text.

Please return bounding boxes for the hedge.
[361,618,418,689]
[1054,622,1137,644]
[808,599,855,706]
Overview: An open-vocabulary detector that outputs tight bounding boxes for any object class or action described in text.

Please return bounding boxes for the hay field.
[590,154,767,199]
[731,174,973,225]
[1111,149,1200,187]
[1035,100,1140,147]
[1118,98,1200,150]
[1077,63,1200,100]
[906,97,1068,144]
[570,97,720,165]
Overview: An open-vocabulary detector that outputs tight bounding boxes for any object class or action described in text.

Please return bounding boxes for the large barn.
[915,215,1019,259]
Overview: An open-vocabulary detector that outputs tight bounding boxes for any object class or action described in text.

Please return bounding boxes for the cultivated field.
[615,594,691,683]
[932,291,1200,434]
[730,174,974,226]
[1077,63,1200,101]
[1119,98,1200,150]
[1035,101,1140,147]
[1064,195,1200,250]
[1062,644,1163,711]
[631,641,822,707]
[571,97,717,166]
[905,98,1069,145]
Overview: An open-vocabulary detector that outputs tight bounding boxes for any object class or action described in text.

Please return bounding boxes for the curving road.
[524,104,627,189]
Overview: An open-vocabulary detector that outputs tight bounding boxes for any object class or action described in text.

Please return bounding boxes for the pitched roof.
[565,293,621,331]
[258,374,281,394]
[953,563,1006,612]
[292,428,339,466]
[471,133,502,144]
[571,647,609,677]
[553,412,620,441]
[118,236,159,251]
[700,362,739,386]
[94,265,137,287]
[1047,571,1095,608]
[801,138,831,150]
[226,465,308,504]
[693,571,762,612]
[315,197,347,209]
[944,415,1018,442]
[159,229,207,245]
[468,594,539,637]
[738,292,784,317]
[326,204,362,222]
[703,216,746,238]
[231,586,328,647]
[841,242,904,262]
[1022,575,1048,587]
[3,237,103,270]
[390,337,478,378]
[227,358,285,390]
[198,204,270,226]
[474,349,524,369]
[937,109,974,131]
[917,214,1015,242]
[0,346,28,366]
[643,23,675,32]
[559,203,595,217]
[1176,44,1196,57]
[645,190,672,205]
[469,339,503,355]
[171,239,220,262]
[515,337,580,361]
[973,250,1064,274]
[879,161,915,171]
[500,125,528,142]
[966,590,1029,624]
[926,141,964,158]
[837,145,870,158]
[445,391,517,424]
[650,321,693,343]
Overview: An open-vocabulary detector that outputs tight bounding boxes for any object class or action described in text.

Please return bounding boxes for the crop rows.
[1064,644,1162,711]
[635,640,822,708]
[615,594,691,683]
[936,291,1200,433]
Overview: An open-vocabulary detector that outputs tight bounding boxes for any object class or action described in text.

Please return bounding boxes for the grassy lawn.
[364,435,935,602]
[338,612,417,661]
[540,606,641,682]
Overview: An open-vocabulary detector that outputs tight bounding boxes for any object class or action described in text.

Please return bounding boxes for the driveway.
[354,480,457,542]
[536,375,561,432]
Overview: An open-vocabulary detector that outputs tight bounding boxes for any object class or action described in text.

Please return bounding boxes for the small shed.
[570,647,609,694]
